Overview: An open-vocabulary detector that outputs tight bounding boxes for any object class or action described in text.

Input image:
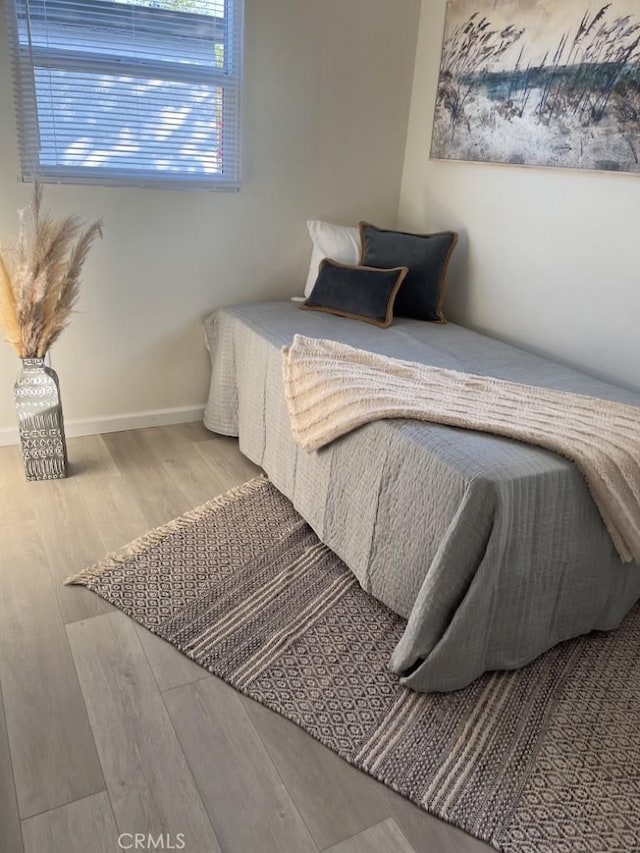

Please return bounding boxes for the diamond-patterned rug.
[66,477,640,852]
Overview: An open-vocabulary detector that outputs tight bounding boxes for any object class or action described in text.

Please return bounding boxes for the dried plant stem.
[0,184,103,358]
[0,254,21,355]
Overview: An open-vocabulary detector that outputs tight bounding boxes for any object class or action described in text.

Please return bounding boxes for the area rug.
[66,476,640,852]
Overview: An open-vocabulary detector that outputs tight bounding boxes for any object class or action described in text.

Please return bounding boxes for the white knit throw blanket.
[282,335,640,564]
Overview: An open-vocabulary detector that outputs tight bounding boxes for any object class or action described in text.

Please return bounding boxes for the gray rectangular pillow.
[301,259,408,328]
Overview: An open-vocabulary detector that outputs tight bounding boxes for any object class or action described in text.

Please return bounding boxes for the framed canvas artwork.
[431,1,640,173]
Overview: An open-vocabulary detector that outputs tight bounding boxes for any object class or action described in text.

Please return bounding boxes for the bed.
[204,300,640,692]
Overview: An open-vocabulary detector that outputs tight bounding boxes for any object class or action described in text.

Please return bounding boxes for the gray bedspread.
[204,301,640,692]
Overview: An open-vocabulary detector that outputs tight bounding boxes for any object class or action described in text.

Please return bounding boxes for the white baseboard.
[0,405,206,447]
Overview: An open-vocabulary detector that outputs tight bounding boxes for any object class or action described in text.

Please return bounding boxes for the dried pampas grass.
[0,183,103,358]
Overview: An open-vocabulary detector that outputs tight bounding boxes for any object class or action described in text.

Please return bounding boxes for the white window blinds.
[5,0,244,189]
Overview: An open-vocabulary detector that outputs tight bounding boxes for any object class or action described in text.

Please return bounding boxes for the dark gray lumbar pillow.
[359,222,458,322]
[301,258,408,328]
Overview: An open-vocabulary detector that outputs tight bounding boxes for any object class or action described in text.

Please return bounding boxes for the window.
[5,0,244,189]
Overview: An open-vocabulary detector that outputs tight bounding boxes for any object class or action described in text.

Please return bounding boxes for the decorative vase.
[14,358,68,481]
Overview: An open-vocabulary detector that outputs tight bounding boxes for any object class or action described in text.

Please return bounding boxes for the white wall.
[0,0,421,438]
[399,0,640,394]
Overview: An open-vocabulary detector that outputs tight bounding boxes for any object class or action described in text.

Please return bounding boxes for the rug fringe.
[64,475,269,586]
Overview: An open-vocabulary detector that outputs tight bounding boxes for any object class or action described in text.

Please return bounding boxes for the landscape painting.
[431,0,640,173]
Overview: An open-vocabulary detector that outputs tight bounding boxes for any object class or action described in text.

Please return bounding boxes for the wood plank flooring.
[0,424,491,853]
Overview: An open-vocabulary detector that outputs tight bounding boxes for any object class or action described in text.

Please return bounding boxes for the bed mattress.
[204,301,640,691]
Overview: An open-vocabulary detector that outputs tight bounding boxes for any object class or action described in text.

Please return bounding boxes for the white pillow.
[304,220,361,298]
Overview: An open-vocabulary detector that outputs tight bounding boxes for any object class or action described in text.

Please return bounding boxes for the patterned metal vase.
[14,358,68,481]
